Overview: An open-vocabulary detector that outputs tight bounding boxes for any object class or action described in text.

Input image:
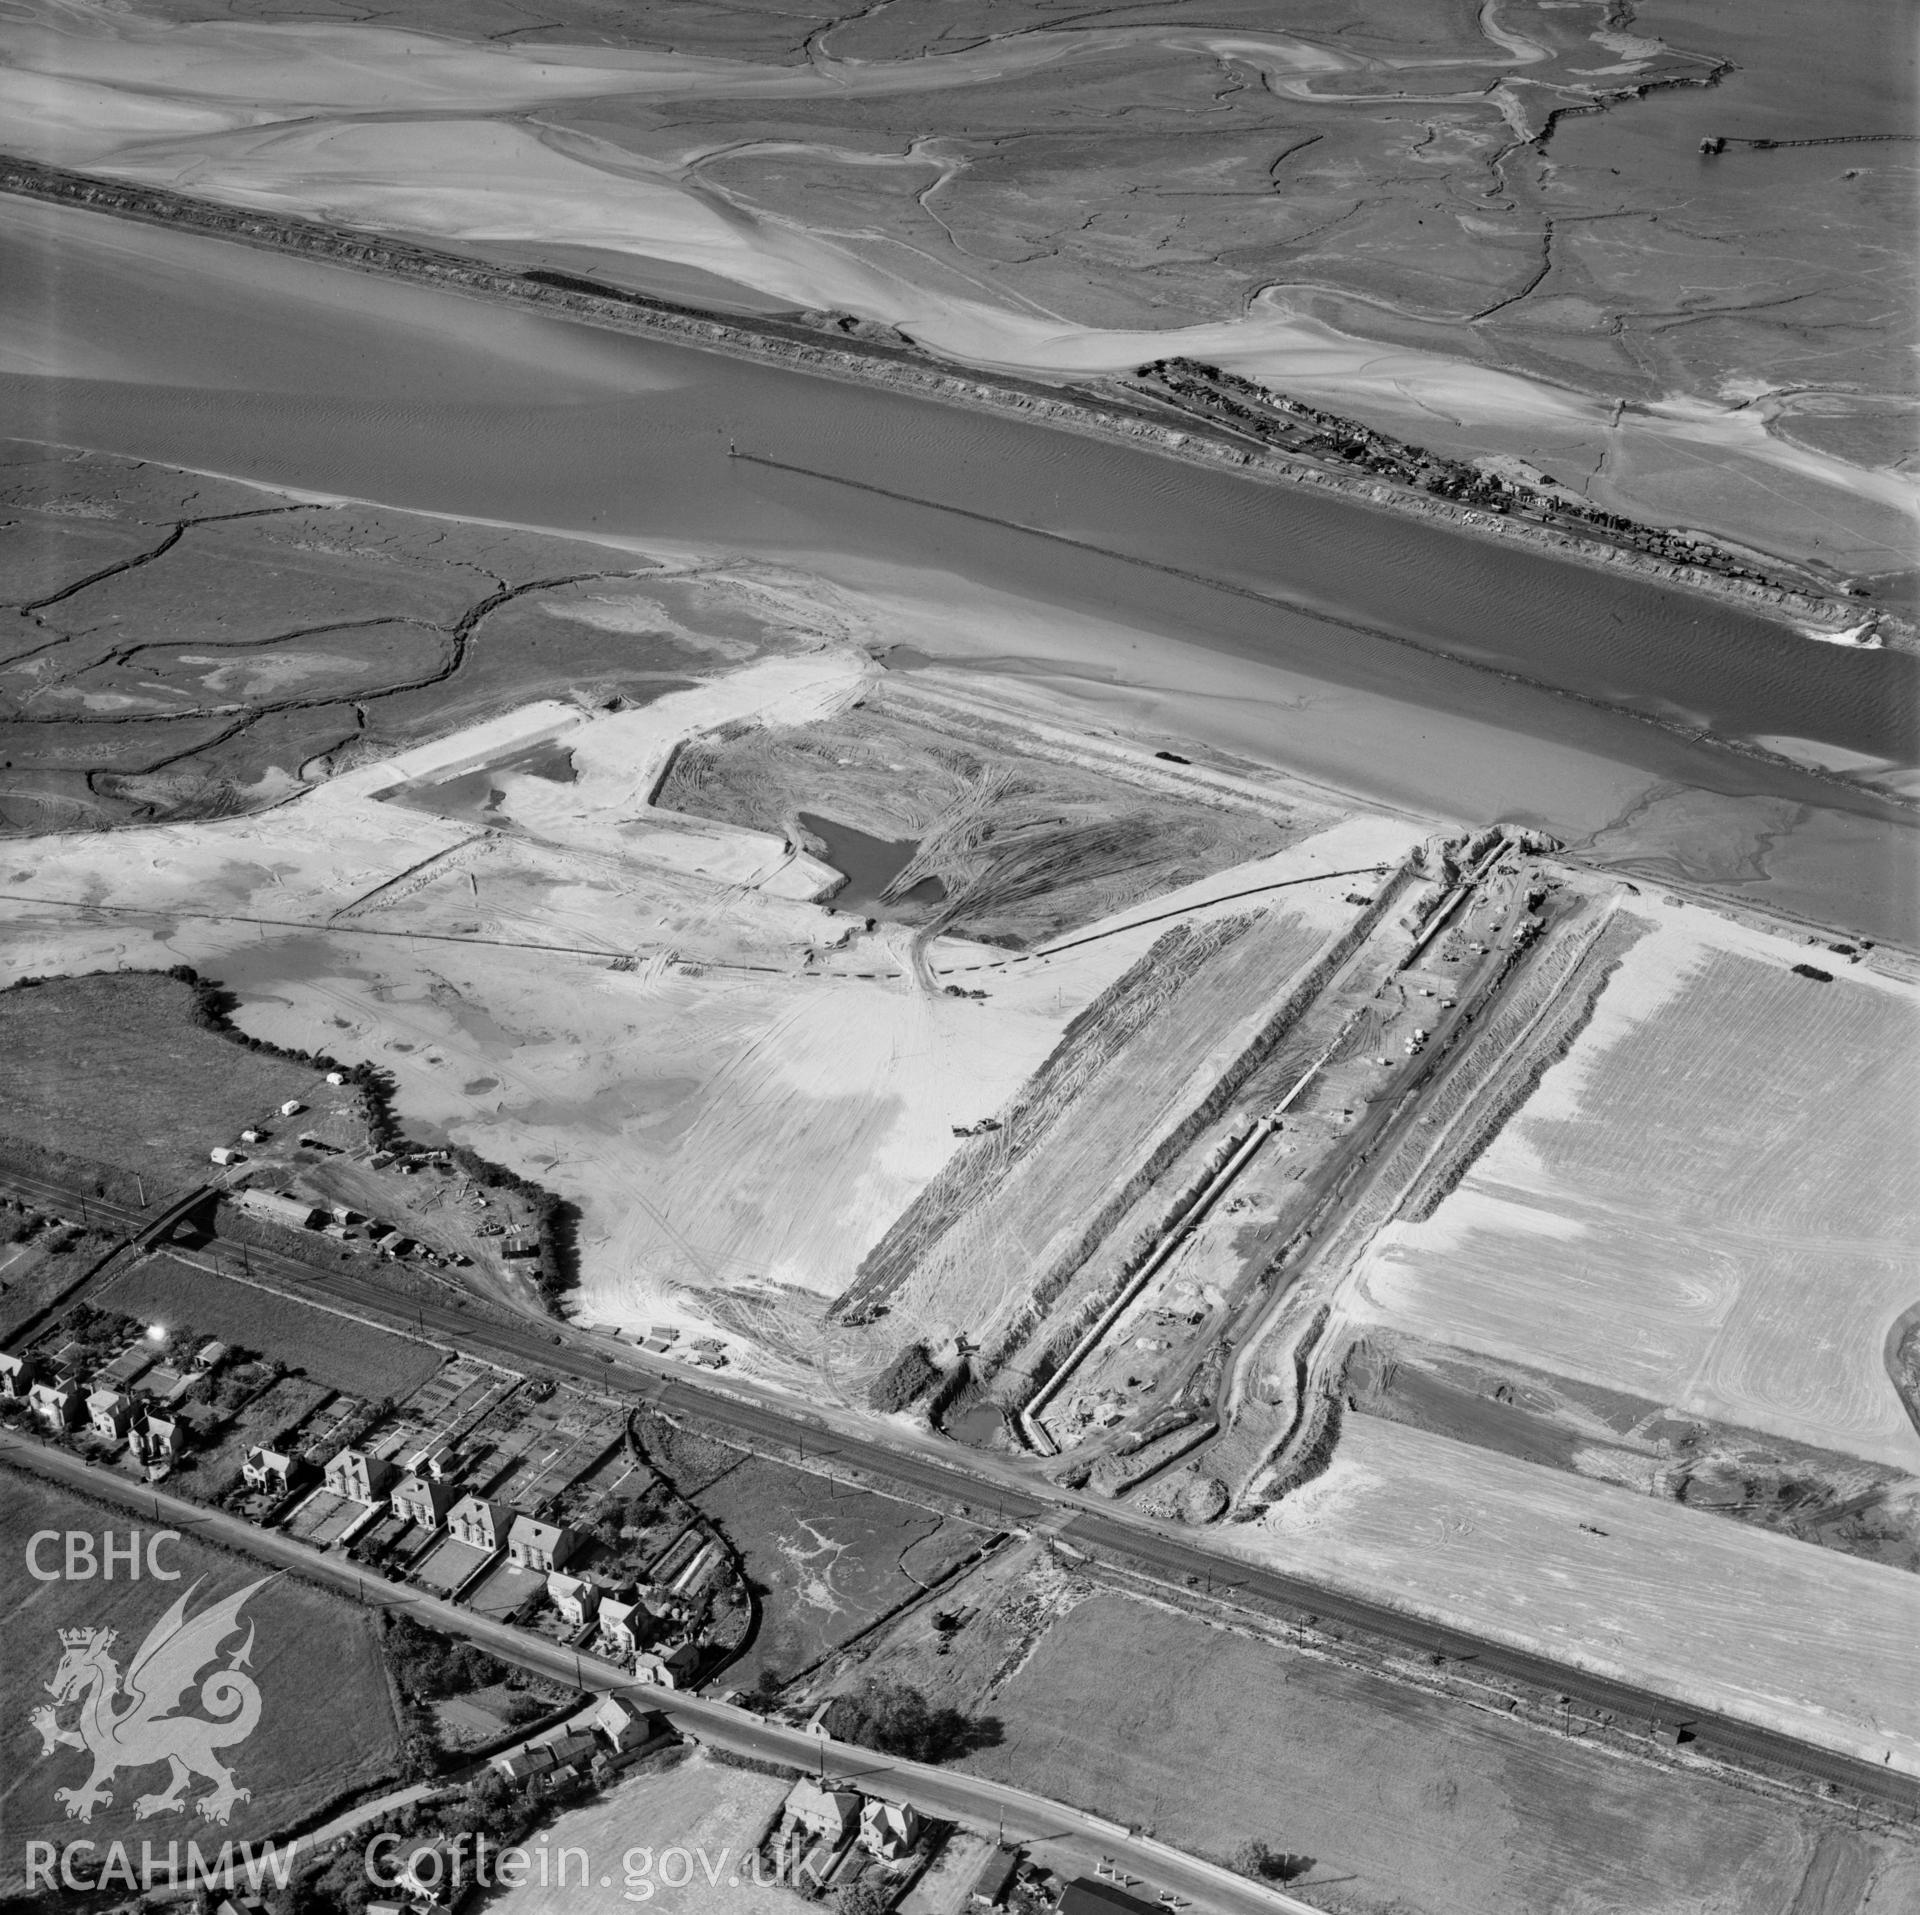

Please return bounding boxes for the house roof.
[1059,1882,1163,1915]
[969,1848,1020,1903]
[509,1513,566,1546]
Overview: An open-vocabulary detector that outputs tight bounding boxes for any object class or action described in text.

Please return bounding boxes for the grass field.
[0,972,312,1195]
[949,1591,1886,1915]
[0,1465,403,1889]
[639,1413,986,1688]
[487,1751,791,1915]
[95,1255,444,1400]
[1231,1415,1920,1774]
[1353,903,1920,1469]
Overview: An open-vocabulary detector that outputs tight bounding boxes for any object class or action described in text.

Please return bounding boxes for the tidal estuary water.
[3,196,1915,939]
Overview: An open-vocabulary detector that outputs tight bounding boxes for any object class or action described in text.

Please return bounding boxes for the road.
[0,1433,1318,1915]
[8,1164,1917,1814]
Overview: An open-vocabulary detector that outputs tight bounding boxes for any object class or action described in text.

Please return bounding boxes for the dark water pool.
[799,810,946,913]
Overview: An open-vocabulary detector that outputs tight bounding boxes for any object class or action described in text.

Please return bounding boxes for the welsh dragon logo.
[29,1576,269,1825]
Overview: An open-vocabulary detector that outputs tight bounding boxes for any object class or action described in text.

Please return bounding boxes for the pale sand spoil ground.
[1222,1414,1920,1776]
[0,647,1419,1386]
[1350,896,1920,1471]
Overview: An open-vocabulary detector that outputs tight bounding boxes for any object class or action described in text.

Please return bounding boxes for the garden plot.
[1352,899,1920,1470]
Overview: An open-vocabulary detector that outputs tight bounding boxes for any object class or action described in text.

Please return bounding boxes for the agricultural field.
[1351,901,1920,1470]
[849,1574,1899,1915]
[0,970,312,1195]
[637,1411,988,1689]
[487,1750,793,1915]
[0,1465,404,1891]
[1226,1415,1920,1774]
[95,1255,444,1400]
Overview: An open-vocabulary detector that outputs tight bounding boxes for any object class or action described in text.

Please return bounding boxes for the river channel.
[2,195,1913,939]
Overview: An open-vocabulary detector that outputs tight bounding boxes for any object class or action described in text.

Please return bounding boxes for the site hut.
[0,1349,39,1398]
[860,1800,920,1862]
[243,1444,309,1496]
[390,1470,457,1530]
[86,1387,134,1441]
[278,1100,305,1118]
[326,1446,400,1506]
[592,1694,671,1757]
[325,1070,347,1086]
[209,1146,244,1167]
[547,1569,601,1627]
[970,1848,1021,1908]
[784,1777,862,1845]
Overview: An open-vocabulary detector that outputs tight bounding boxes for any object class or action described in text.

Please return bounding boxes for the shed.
[969,1848,1021,1907]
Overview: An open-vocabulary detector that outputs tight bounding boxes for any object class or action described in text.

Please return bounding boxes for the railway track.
[6,1161,1915,1815]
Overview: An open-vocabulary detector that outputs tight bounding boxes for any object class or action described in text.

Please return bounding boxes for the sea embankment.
[0,153,1892,649]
